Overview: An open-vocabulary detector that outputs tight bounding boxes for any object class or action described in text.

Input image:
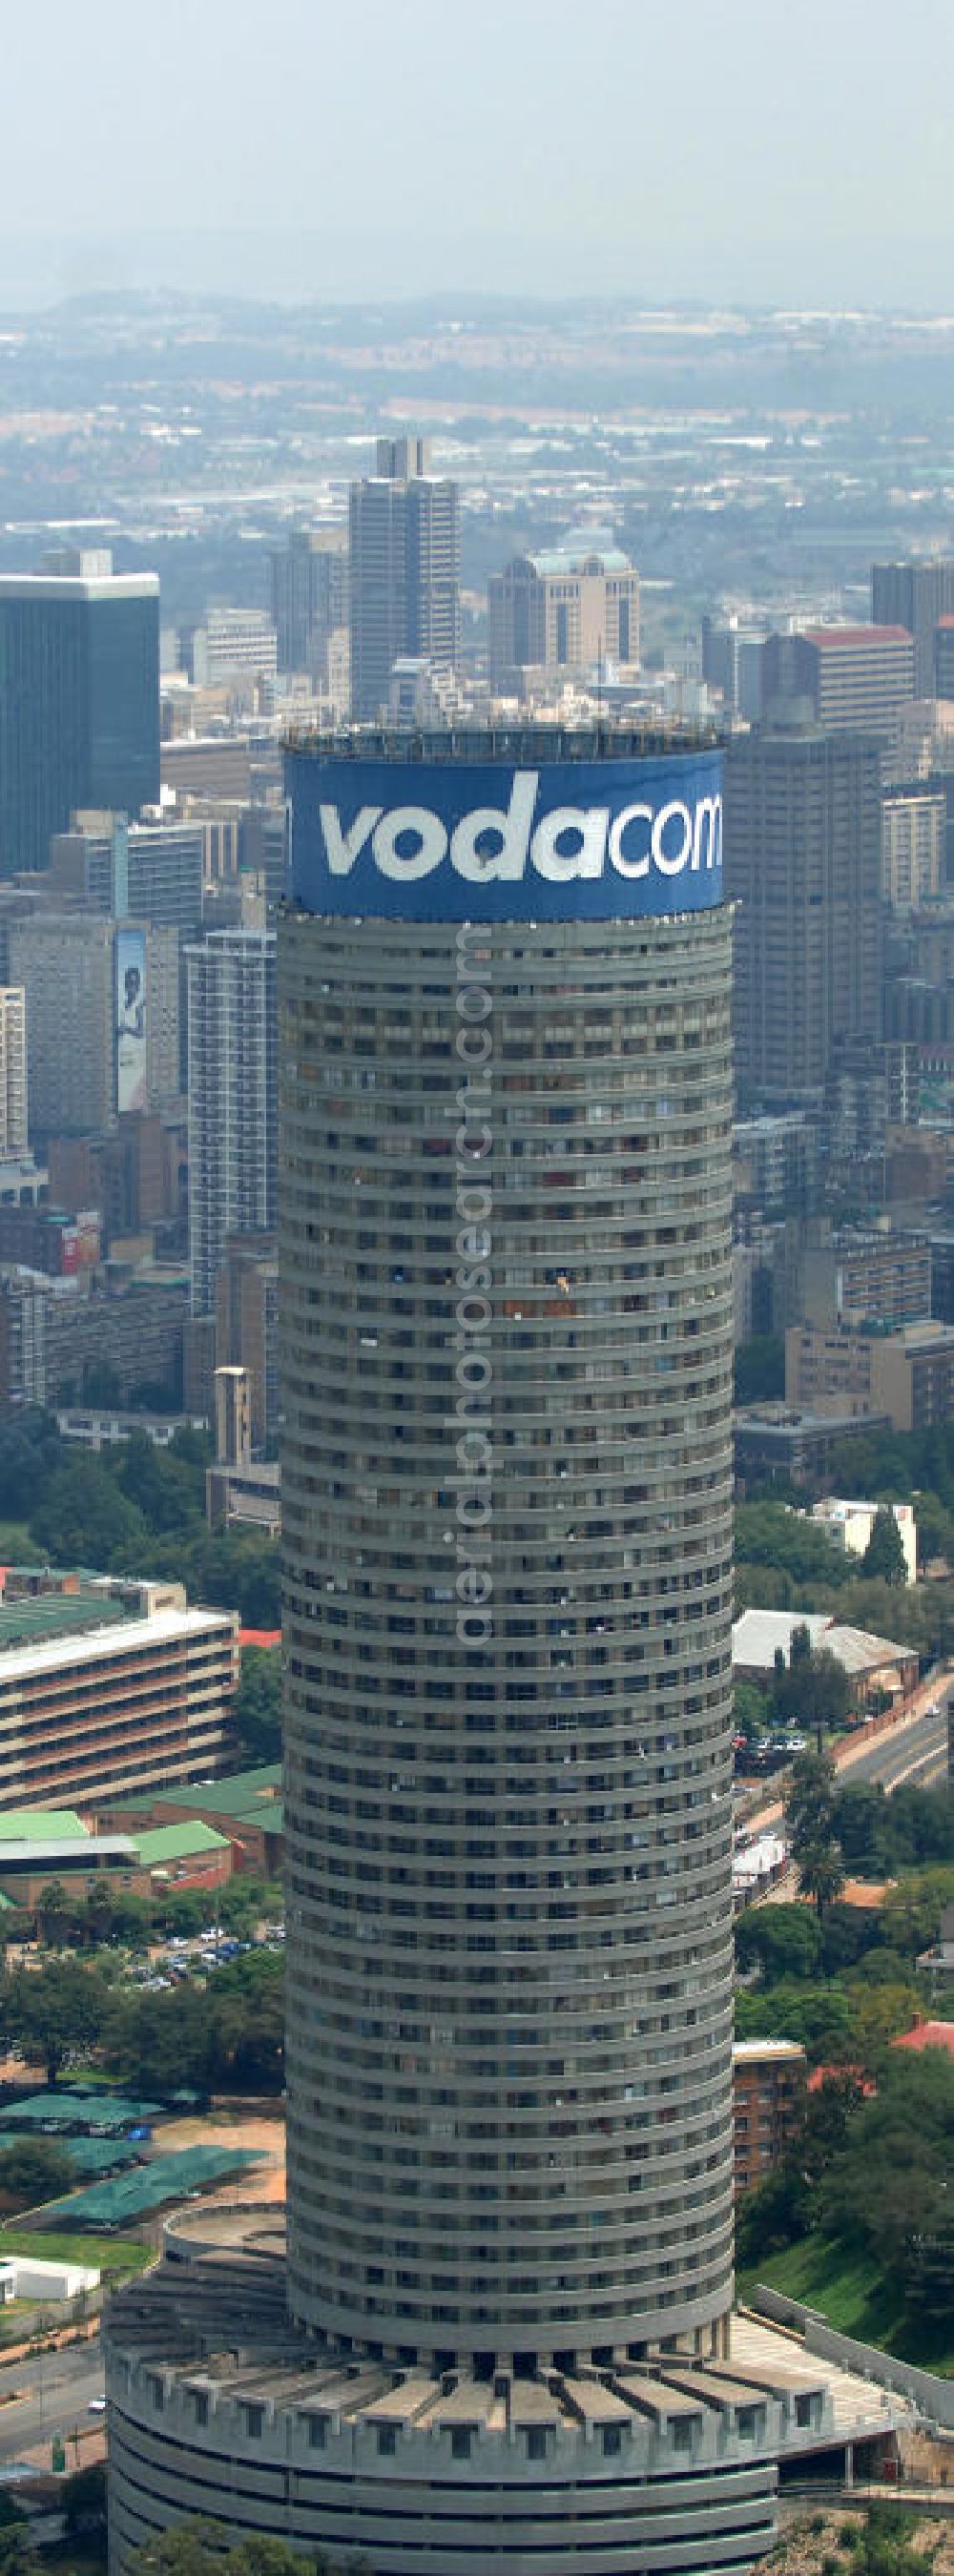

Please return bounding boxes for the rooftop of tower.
[283,721,721,766]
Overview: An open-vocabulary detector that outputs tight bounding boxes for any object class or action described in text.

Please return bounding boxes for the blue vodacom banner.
[286,746,723,923]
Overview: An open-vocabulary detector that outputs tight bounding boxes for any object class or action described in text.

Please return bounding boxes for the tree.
[30,1457,149,1572]
[771,1640,853,1750]
[735,1904,821,1986]
[127,2518,371,2576]
[6,1959,110,2085]
[861,1506,907,1586]
[879,1866,954,1961]
[0,2138,73,2210]
[34,1880,72,1947]
[796,1837,846,1929]
[734,1336,785,1405]
[785,1751,839,1851]
[62,2460,108,2548]
[0,2524,38,2576]
[232,1648,281,1762]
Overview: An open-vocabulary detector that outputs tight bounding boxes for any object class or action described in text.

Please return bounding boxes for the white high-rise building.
[185,927,277,1319]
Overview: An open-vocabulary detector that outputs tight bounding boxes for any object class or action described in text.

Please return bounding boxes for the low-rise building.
[733,2041,807,2195]
[810,1497,918,1583]
[732,1608,918,1710]
[96,1763,283,1878]
[786,1316,954,1431]
[735,1403,891,1493]
[0,1569,238,1812]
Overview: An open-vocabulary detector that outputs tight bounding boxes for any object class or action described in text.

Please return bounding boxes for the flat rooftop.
[284,722,718,766]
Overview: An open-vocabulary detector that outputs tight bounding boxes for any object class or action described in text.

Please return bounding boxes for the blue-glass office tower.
[0,573,160,875]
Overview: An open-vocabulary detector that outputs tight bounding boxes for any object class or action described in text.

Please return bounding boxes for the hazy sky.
[2,0,952,307]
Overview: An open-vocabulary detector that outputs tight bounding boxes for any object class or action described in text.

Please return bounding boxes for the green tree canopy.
[735,1904,822,1985]
[233,1648,281,1762]
[127,2516,370,2576]
[0,2137,73,2208]
[30,1457,149,1572]
[861,1506,908,1586]
[734,1336,785,1405]
[5,1959,111,2085]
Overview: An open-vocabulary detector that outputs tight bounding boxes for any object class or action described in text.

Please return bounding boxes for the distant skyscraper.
[934,616,954,702]
[488,543,640,690]
[349,436,459,721]
[881,784,945,911]
[181,608,278,689]
[724,727,883,1103]
[0,989,27,1159]
[0,570,160,874]
[761,626,914,744]
[185,927,277,1318]
[871,560,954,694]
[269,528,348,677]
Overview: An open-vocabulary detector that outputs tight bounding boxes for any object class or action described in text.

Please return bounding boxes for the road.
[837,1699,947,1791]
[740,1672,950,1842]
[0,2338,105,2463]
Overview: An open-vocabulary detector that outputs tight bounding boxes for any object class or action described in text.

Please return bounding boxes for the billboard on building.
[115,926,147,1114]
[60,1209,101,1275]
[286,739,723,924]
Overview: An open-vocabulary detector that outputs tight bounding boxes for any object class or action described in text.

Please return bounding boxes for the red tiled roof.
[807,2064,876,2095]
[238,1629,281,1650]
[892,2019,954,2056]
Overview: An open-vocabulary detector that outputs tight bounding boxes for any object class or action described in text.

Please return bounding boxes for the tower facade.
[0,571,160,875]
[349,440,460,721]
[724,727,883,1104]
[107,731,846,2576]
[281,732,735,2368]
[185,927,277,1318]
[872,559,954,694]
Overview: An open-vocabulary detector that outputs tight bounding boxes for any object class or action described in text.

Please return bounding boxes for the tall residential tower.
[108,732,873,2574]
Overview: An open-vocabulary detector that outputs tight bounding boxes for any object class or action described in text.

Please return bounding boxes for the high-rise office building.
[50,813,205,943]
[871,560,954,694]
[108,729,855,2571]
[269,527,349,677]
[761,626,915,743]
[488,543,640,690]
[725,728,884,1103]
[0,569,159,874]
[8,912,179,1143]
[349,436,460,721]
[0,990,27,1159]
[185,927,277,1319]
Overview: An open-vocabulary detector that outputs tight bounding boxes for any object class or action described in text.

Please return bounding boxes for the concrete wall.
[754,2286,954,2430]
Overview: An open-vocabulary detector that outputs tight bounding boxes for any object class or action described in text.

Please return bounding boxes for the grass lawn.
[0,2226,151,2278]
[739,2233,954,2374]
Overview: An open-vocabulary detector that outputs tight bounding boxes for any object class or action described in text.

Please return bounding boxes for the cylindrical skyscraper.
[281,730,735,2373]
[110,730,840,2576]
